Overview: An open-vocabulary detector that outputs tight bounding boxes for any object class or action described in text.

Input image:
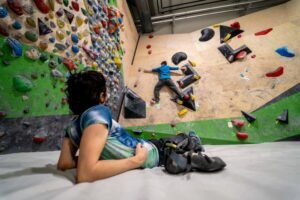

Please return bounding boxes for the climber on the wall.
[144,61,187,105]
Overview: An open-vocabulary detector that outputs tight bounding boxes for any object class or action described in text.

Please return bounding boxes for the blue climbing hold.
[49,37,55,43]
[6,37,22,57]
[118,17,123,24]
[275,46,295,57]
[12,20,22,30]
[71,45,79,54]
[66,51,70,57]
[71,34,79,43]
[0,6,8,18]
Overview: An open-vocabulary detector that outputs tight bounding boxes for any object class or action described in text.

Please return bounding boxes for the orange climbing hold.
[63,58,77,71]
[236,132,248,140]
[265,66,284,77]
[255,28,273,36]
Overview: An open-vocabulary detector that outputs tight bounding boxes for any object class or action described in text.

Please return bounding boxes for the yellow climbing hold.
[176,99,183,105]
[223,33,231,42]
[213,24,220,28]
[48,12,54,19]
[56,30,65,40]
[78,32,83,40]
[191,95,195,101]
[92,62,98,68]
[178,108,188,117]
[57,19,65,28]
[188,60,196,67]
[76,16,84,27]
[193,74,201,80]
[114,56,122,69]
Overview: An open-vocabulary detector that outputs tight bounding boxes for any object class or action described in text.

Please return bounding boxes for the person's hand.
[133,143,148,167]
[144,69,151,73]
[181,66,187,72]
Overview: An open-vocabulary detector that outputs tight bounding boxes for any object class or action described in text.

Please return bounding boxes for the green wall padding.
[126,92,300,144]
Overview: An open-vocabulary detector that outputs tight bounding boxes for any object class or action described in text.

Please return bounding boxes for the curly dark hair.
[66,70,106,115]
[161,61,167,65]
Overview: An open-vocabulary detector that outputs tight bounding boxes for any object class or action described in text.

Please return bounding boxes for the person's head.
[66,70,107,115]
[161,61,167,66]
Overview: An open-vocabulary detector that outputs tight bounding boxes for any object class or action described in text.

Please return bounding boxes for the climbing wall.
[0,0,128,153]
[120,1,300,143]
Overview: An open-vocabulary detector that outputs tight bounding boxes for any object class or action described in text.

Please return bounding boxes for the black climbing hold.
[241,111,256,123]
[124,88,146,118]
[172,52,187,65]
[23,107,30,114]
[277,109,288,124]
[177,74,201,89]
[2,60,10,65]
[181,63,197,76]
[133,129,143,136]
[218,43,252,63]
[64,9,74,24]
[199,28,215,42]
[22,121,31,128]
[220,25,244,43]
[171,86,196,111]
[38,18,52,35]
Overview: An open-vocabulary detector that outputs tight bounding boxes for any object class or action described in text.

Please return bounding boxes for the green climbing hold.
[39,52,49,62]
[13,75,33,92]
[63,0,69,7]
[81,8,87,16]
[25,31,38,42]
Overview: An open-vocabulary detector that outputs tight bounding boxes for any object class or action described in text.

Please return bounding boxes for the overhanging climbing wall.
[120,0,300,143]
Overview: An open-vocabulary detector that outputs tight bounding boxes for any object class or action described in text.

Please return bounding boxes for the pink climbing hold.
[237,34,242,38]
[265,66,284,77]
[235,51,247,60]
[255,28,273,36]
[236,132,248,140]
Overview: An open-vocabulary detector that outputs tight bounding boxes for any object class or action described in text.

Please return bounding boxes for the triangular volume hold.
[38,18,52,35]
[64,9,75,24]
[124,88,146,118]
[241,110,256,123]
[277,109,288,124]
[220,25,244,43]
[172,87,196,111]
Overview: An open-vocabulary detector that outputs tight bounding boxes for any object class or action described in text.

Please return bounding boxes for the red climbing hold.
[33,135,46,143]
[71,1,80,12]
[7,0,23,16]
[0,111,7,118]
[254,28,273,36]
[265,66,284,77]
[236,132,248,140]
[33,0,50,14]
[148,34,154,39]
[63,58,77,71]
[230,21,240,29]
[231,119,245,127]
[183,94,190,100]
[237,34,242,38]
[235,51,247,60]
[251,54,256,59]
[146,45,151,49]
[148,50,152,55]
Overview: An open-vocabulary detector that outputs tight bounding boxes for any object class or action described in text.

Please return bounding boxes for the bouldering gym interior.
[0,0,300,199]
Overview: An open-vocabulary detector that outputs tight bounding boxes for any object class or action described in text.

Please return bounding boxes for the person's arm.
[169,66,179,71]
[144,66,160,73]
[57,138,78,170]
[77,124,147,183]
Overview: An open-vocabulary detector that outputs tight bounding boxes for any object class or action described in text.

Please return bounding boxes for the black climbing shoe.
[191,153,226,172]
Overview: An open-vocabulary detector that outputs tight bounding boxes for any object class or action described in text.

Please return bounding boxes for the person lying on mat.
[57,70,226,183]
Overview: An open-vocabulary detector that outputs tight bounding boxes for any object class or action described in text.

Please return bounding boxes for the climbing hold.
[71,33,79,43]
[188,60,196,67]
[277,109,288,124]
[124,88,146,118]
[236,132,248,140]
[231,119,245,127]
[0,111,7,118]
[33,133,47,143]
[25,31,38,42]
[132,129,142,136]
[12,20,22,30]
[56,18,65,28]
[51,69,64,78]
[178,108,188,117]
[71,45,79,53]
[66,30,71,35]
[13,75,33,92]
[146,45,151,49]
[56,7,64,17]
[172,52,187,65]
[7,0,23,15]
[23,4,34,14]
[49,37,55,43]
[48,0,55,11]
[235,51,247,60]
[148,50,152,55]
[64,9,74,24]
[0,6,8,18]
[199,28,215,42]
[241,111,256,123]
[237,34,242,38]
[213,24,220,28]
[6,37,22,57]
[65,51,70,57]
[0,24,9,36]
[38,18,52,35]
[81,7,87,16]
[48,11,54,19]
[56,30,65,40]
[2,60,10,65]
[48,59,58,68]
[39,52,48,62]
[63,58,77,70]
[57,56,63,64]
[148,34,153,39]
[54,43,67,51]
[33,0,50,14]
[75,16,84,27]
[251,54,256,59]
[26,17,36,28]
[230,21,240,29]
[92,62,98,68]
[25,48,41,60]
[50,21,56,28]
[63,0,69,6]
[254,28,273,36]
[218,43,252,63]
[275,46,295,58]
[57,0,63,4]
[71,1,79,11]
[265,66,284,77]
[223,33,231,42]
[71,26,77,32]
